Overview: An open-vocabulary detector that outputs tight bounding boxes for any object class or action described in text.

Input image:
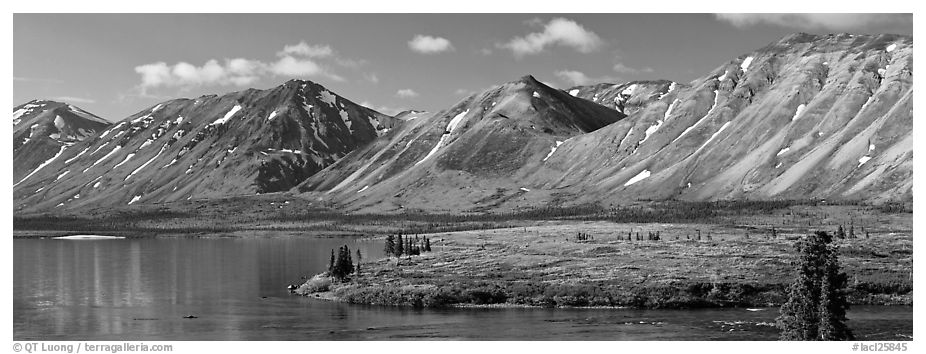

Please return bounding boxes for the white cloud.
[359,101,404,116]
[134,42,351,92]
[714,13,912,31]
[277,42,334,58]
[408,35,455,54]
[54,96,96,104]
[454,88,474,95]
[365,73,380,84]
[613,63,654,75]
[396,89,419,98]
[500,18,605,57]
[554,70,620,87]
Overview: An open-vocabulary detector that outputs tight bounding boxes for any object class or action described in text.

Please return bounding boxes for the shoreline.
[292,218,912,310]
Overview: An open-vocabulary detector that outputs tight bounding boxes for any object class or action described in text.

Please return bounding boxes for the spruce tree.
[395,234,404,257]
[777,231,853,340]
[818,248,853,340]
[424,237,431,252]
[385,234,396,258]
[356,249,363,276]
[328,249,336,274]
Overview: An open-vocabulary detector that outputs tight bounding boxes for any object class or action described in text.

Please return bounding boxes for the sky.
[13,13,913,121]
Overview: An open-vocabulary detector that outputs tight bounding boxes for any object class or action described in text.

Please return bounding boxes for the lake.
[13,235,913,340]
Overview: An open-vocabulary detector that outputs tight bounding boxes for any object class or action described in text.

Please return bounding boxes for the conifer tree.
[356,249,363,276]
[395,234,404,257]
[777,231,853,340]
[385,234,396,258]
[328,249,335,274]
[424,237,431,252]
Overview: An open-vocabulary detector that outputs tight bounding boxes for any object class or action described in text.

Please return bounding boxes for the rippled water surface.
[13,236,913,340]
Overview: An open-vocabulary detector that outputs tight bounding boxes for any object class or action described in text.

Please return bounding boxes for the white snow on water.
[84,145,122,172]
[886,43,897,52]
[520,187,530,192]
[318,90,337,106]
[624,170,651,187]
[128,195,142,205]
[777,147,790,157]
[858,156,871,167]
[14,145,68,186]
[692,121,731,156]
[357,185,369,193]
[126,143,168,181]
[55,170,70,181]
[267,111,278,121]
[740,56,754,72]
[569,89,580,97]
[55,235,125,240]
[543,141,564,161]
[673,90,720,143]
[791,104,806,121]
[210,105,242,126]
[532,91,540,98]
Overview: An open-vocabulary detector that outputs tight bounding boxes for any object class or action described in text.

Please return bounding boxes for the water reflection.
[13,236,913,341]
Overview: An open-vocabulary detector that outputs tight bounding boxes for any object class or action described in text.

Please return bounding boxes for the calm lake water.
[13,235,913,341]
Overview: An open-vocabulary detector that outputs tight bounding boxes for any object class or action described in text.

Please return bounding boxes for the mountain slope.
[303,33,912,212]
[13,100,111,184]
[13,80,397,212]
[533,32,912,205]
[297,75,626,212]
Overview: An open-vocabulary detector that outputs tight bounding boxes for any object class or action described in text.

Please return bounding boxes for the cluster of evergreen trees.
[328,245,361,281]
[384,233,432,258]
[777,231,853,341]
[625,230,662,241]
[574,232,594,241]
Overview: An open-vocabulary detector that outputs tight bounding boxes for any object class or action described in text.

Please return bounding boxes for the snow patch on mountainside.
[84,145,122,172]
[113,153,136,169]
[673,90,720,143]
[267,111,278,121]
[624,170,651,187]
[128,195,142,205]
[886,43,897,52]
[15,145,67,186]
[210,105,242,126]
[740,56,754,72]
[415,109,470,166]
[777,147,790,157]
[692,121,731,156]
[318,90,337,106]
[568,89,580,97]
[126,143,169,181]
[543,141,564,161]
[791,104,806,121]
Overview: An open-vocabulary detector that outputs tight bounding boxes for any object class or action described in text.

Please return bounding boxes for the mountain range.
[13,33,913,214]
